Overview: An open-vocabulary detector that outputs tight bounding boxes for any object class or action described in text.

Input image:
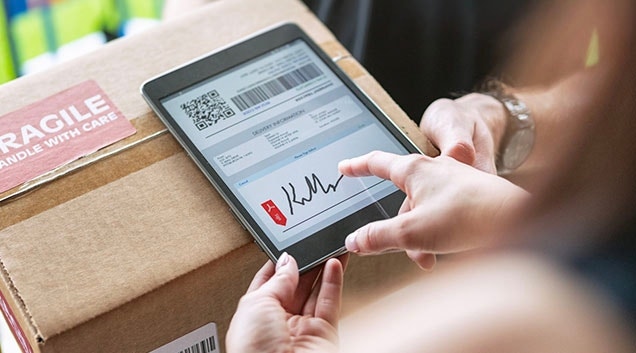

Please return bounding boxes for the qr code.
[180,90,236,131]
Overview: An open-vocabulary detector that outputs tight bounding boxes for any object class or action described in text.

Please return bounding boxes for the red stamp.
[261,199,287,226]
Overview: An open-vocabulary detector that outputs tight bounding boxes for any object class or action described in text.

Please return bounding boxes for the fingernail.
[345,233,359,253]
[276,252,290,271]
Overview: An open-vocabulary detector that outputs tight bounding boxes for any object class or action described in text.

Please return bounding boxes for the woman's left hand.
[226,253,347,353]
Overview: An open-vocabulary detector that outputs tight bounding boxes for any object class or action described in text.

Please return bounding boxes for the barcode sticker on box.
[150,322,219,353]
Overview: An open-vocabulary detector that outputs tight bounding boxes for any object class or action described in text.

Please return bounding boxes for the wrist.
[480,79,535,175]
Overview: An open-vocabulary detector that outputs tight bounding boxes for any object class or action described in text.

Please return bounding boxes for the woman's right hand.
[338,151,529,269]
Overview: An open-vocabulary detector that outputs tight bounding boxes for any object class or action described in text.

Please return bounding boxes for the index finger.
[287,264,323,314]
[339,151,429,191]
[313,258,344,327]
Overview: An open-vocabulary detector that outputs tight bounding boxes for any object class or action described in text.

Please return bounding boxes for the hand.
[338,151,529,269]
[420,93,507,174]
[226,253,347,353]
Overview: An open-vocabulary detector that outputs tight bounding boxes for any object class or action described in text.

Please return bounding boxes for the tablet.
[141,23,421,272]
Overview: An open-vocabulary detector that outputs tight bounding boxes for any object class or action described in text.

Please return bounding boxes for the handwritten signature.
[281,173,344,215]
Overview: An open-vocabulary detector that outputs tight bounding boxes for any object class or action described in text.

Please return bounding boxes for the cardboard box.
[0,0,432,352]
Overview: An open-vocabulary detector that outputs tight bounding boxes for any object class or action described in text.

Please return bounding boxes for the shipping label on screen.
[0,80,136,193]
[161,39,405,250]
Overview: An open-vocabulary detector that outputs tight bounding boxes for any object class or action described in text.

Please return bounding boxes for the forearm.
[340,253,633,353]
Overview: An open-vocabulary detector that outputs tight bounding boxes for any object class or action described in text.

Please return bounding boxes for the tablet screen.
[159,38,410,250]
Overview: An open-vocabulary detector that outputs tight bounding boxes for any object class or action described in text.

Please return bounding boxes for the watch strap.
[481,79,535,174]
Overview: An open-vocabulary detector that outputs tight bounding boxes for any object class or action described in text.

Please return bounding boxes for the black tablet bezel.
[141,23,421,272]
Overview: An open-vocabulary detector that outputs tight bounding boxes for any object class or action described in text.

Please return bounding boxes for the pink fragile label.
[0,80,136,193]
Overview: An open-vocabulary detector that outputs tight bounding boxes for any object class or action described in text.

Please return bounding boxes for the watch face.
[502,129,534,170]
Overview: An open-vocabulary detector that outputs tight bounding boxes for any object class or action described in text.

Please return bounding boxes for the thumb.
[406,250,437,271]
[258,252,299,307]
[345,215,415,254]
[421,99,477,166]
[439,131,477,166]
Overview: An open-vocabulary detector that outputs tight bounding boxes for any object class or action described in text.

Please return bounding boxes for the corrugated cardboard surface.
[0,0,430,352]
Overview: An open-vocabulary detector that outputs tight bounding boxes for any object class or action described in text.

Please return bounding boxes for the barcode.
[180,89,236,131]
[231,63,323,111]
[178,336,216,353]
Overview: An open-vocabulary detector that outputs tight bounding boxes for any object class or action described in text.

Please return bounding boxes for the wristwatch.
[482,81,535,175]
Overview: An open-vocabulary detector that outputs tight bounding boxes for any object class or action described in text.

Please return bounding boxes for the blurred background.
[0,0,164,83]
[303,0,536,123]
[0,0,535,122]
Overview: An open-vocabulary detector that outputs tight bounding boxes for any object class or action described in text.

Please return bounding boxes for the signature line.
[281,180,387,233]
